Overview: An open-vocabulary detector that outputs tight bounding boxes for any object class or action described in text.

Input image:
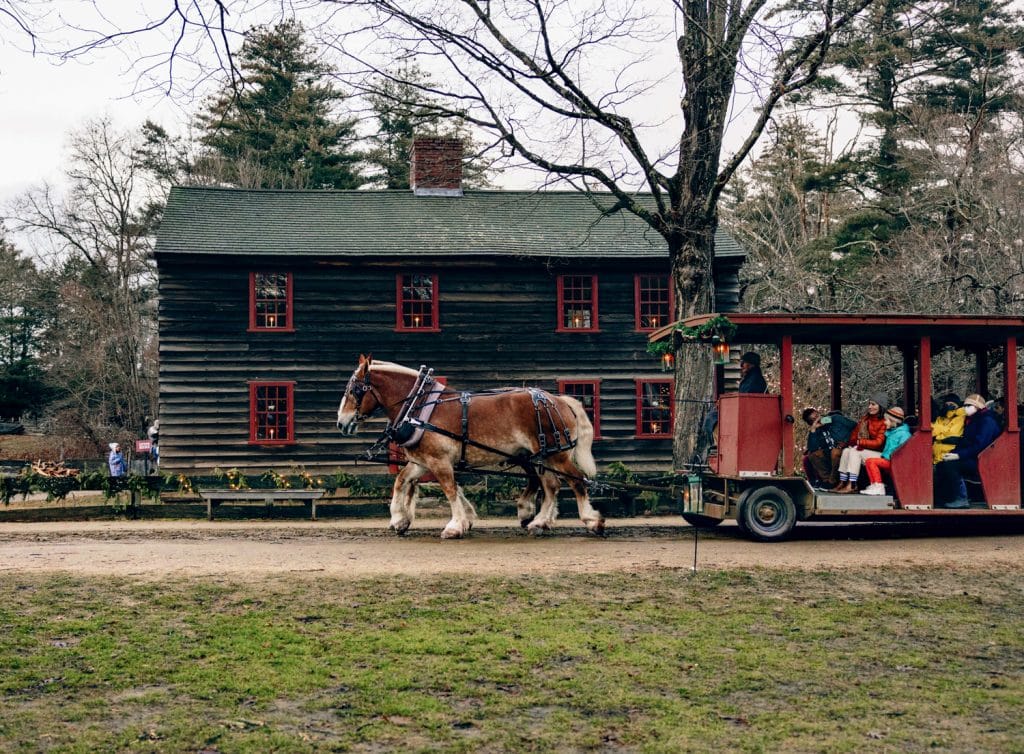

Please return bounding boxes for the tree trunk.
[668,217,717,469]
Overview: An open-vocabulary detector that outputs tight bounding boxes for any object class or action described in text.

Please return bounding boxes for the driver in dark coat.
[738,352,768,394]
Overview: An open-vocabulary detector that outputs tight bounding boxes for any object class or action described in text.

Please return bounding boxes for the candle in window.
[413,315,421,327]
[650,422,661,434]
[650,316,658,327]
[573,314,581,327]
[268,315,276,327]
[269,428,275,439]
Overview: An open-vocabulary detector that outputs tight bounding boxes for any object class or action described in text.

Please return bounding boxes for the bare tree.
[8,0,877,464]
[317,0,876,464]
[5,119,159,441]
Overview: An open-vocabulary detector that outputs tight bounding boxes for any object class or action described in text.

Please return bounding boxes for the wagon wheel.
[682,513,723,528]
[738,486,797,542]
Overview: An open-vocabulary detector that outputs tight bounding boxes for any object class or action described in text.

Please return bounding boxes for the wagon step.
[815,491,896,511]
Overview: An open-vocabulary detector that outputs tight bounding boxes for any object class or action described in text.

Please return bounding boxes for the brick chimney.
[410,136,463,197]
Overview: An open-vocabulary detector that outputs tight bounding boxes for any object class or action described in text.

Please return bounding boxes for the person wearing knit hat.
[107,442,127,478]
[832,395,889,493]
[861,406,912,495]
[935,393,1002,507]
[963,394,987,410]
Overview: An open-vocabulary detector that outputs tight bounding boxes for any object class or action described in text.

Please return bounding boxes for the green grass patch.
[0,569,1022,752]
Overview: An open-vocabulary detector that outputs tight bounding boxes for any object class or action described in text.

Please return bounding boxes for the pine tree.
[197,20,362,190]
[364,63,492,190]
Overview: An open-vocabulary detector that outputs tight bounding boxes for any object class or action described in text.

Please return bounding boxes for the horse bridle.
[345,369,384,423]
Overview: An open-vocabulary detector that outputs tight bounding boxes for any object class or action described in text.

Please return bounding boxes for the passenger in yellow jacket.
[932,393,966,464]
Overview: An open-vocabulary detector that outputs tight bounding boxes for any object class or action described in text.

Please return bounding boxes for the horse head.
[337,354,378,435]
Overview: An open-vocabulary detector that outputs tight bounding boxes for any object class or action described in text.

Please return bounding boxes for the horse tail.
[561,396,597,479]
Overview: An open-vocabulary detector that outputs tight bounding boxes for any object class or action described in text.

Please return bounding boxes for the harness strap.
[527,388,577,460]
[458,392,472,469]
[529,389,547,456]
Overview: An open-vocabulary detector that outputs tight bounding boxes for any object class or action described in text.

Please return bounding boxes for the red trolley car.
[650,313,1024,541]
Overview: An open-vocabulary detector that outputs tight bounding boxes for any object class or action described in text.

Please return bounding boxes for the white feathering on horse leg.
[441,517,465,539]
[457,486,477,532]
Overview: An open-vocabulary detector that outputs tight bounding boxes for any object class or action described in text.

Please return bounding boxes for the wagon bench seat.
[198,489,325,521]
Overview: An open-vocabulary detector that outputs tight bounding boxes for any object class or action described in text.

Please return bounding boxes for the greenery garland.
[0,466,395,507]
[646,314,737,356]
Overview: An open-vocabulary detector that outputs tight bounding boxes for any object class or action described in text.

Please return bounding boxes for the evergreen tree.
[364,64,492,190]
[802,0,1023,257]
[907,0,1024,235]
[0,234,48,419]
[197,20,362,189]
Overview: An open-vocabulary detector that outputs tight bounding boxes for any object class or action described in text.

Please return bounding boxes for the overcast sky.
[0,0,813,242]
[0,36,190,203]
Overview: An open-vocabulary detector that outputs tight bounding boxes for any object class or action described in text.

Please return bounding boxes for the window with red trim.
[249,272,294,331]
[556,275,599,332]
[396,274,440,331]
[636,379,673,438]
[249,382,295,444]
[558,379,601,438]
[635,274,673,331]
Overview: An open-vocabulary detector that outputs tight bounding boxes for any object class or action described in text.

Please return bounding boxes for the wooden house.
[154,138,745,474]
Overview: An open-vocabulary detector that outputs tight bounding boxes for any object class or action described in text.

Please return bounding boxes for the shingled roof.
[155,186,745,259]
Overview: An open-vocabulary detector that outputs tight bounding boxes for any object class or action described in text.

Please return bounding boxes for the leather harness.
[376,365,577,470]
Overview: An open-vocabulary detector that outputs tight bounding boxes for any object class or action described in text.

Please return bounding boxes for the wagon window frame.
[395,273,441,332]
[635,378,674,438]
[634,274,674,332]
[556,275,600,333]
[248,272,295,332]
[557,379,602,438]
[249,381,296,445]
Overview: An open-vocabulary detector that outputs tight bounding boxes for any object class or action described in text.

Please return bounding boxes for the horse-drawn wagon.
[650,313,1024,541]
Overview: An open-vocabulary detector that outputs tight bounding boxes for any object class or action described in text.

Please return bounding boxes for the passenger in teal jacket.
[881,421,912,460]
[861,407,910,496]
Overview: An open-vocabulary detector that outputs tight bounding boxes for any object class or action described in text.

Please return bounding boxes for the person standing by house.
[832,394,889,493]
[108,442,127,477]
[147,419,160,468]
[861,407,911,495]
[738,352,767,394]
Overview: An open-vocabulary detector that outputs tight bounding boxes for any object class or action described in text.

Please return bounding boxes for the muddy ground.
[3,515,1024,578]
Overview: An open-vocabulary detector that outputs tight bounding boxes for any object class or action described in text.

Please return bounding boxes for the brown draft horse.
[336,356,604,539]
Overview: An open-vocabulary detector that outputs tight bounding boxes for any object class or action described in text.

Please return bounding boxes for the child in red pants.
[862,407,910,495]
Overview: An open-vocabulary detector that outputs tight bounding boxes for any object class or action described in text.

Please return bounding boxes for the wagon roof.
[154,186,744,260]
[649,312,1024,348]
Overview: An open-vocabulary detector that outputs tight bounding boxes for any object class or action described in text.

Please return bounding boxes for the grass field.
[1,568,1022,753]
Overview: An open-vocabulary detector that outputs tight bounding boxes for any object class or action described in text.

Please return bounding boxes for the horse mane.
[368,361,420,378]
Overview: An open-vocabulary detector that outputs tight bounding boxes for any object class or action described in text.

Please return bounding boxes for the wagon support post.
[781,335,794,476]
[830,344,842,412]
[1007,337,1018,434]
[918,337,931,431]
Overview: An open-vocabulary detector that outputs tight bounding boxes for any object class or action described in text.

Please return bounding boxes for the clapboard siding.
[157,254,740,474]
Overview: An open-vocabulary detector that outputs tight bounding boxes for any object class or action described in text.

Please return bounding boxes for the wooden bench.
[198,489,325,520]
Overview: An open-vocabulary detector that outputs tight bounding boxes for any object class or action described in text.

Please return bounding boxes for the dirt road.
[2,516,1024,578]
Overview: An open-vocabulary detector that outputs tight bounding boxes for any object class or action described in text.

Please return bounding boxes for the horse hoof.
[587,519,606,536]
[519,516,535,529]
[441,527,464,540]
[527,521,550,536]
[389,518,411,536]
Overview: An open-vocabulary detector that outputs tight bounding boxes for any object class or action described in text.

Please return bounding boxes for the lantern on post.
[711,336,730,365]
[661,351,675,371]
